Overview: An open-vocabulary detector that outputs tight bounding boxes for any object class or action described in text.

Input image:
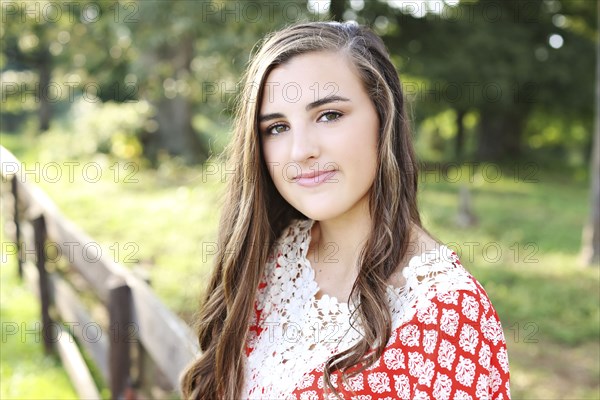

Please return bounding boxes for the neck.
[309,204,372,277]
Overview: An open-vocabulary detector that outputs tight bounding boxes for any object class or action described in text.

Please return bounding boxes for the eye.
[317,110,342,123]
[264,123,289,136]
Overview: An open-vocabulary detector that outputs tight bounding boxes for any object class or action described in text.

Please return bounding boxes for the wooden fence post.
[1,147,200,397]
[33,214,53,354]
[108,275,133,400]
[132,267,151,391]
[11,176,23,279]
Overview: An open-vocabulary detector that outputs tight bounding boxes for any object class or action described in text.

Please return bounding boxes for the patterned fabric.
[242,219,510,399]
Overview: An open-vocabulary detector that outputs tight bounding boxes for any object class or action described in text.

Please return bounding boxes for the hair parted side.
[181,21,423,399]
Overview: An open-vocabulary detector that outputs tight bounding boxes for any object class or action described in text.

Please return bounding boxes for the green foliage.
[0,0,135,113]
[2,0,596,163]
[413,108,479,160]
[364,0,597,160]
[34,99,153,162]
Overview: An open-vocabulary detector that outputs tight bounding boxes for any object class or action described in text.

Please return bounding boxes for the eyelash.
[263,110,343,136]
[317,110,343,123]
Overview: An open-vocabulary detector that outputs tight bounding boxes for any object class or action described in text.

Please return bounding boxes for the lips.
[294,170,338,187]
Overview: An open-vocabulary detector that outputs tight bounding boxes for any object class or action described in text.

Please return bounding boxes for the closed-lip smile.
[294,170,338,187]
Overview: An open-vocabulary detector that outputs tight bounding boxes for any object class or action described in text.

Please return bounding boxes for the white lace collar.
[242,218,477,399]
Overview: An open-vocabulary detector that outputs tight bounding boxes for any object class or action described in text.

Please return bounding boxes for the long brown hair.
[181,21,422,399]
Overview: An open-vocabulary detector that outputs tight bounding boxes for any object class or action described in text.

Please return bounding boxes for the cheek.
[343,122,379,171]
[351,147,378,184]
[261,141,270,163]
[353,139,378,188]
[262,142,284,183]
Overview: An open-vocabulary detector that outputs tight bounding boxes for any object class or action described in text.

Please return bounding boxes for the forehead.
[260,51,364,110]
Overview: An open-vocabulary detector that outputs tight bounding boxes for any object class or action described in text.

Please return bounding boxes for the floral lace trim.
[242,219,478,399]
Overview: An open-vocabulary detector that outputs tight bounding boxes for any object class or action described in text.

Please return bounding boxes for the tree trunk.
[154,93,206,164]
[38,50,52,132]
[476,108,525,161]
[580,14,600,267]
[455,109,466,160]
[146,34,208,165]
[580,119,600,266]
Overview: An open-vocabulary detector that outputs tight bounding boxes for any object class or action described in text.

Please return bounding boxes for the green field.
[1,133,599,399]
[0,242,78,399]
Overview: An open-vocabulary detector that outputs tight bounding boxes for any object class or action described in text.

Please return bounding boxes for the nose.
[290,123,319,163]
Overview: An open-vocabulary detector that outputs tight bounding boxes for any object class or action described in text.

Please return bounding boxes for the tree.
[580,5,600,266]
[127,0,311,164]
[126,2,210,164]
[1,4,62,131]
[1,1,133,132]
[358,0,596,161]
[329,0,348,21]
[1,0,311,164]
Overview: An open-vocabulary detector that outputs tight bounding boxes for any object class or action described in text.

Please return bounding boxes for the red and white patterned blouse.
[243,219,510,399]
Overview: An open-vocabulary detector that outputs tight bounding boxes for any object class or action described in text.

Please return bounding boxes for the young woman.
[182,21,510,399]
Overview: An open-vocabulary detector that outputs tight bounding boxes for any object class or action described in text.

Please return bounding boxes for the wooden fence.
[0,146,199,399]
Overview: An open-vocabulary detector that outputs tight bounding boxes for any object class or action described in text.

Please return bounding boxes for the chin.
[286,191,365,223]
[292,204,347,222]
[287,202,331,221]
[295,210,329,222]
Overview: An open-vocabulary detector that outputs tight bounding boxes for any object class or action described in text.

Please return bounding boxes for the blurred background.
[1,0,598,398]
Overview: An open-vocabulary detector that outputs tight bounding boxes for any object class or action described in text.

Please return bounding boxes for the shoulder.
[385,227,500,336]
[388,224,455,288]
[381,255,510,398]
[388,236,480,311]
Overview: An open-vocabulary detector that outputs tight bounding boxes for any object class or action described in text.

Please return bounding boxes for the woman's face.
[259,51,379,222]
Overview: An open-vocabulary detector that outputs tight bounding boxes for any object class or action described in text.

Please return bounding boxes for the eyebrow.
[306,95,350,111]
[258,95,351,123]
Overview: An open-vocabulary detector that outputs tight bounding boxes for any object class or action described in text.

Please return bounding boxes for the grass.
[0,230,78,399]
[418,163,600,398]
[1,132,599,398]
[420,164,600,346]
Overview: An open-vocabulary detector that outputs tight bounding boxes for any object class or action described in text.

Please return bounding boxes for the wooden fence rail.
[0,146,199,399]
